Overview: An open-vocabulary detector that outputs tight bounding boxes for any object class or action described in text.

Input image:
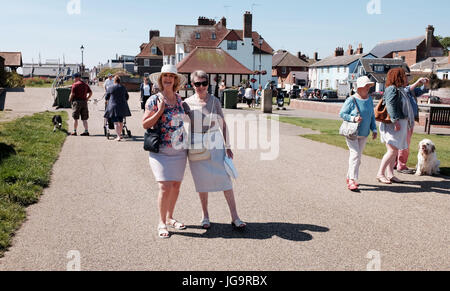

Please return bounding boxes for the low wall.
[289,99,450,129]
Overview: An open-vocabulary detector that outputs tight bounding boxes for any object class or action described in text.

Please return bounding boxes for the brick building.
[370,25,444,67]
[272,50,309,89]
[0,52,23,72]
[135,31,175,76]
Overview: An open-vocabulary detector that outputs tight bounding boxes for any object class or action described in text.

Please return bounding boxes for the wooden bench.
[424,106,450,134]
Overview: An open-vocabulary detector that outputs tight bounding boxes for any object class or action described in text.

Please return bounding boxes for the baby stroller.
[103,100,132,140]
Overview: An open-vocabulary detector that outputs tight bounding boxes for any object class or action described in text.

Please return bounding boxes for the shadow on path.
[360,180,450,196]
[173,222,329,242]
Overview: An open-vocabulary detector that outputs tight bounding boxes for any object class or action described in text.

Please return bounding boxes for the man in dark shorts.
[69,73,92,136]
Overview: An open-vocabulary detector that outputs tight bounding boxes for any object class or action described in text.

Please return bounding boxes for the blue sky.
[1,0,449,68]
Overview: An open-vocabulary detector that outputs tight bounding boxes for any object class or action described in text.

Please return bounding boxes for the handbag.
[375,91,393,124]
[188,96,215,162]
[339,98,361,140]
[143,128,161,153]
[143,94,163,153]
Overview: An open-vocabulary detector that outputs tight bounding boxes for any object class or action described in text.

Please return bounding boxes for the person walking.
[219,80,226,107]
[377,68,415,184]
[69,73,92,136]
[244,86,254,108]
[256,85,263,106]
[104,76,132,142]
[140,77,152,111]
[395,77,430,174]
[183,70,246,230]
[104,73,114,92]
[339,76,378,191]
[142,65,188,239]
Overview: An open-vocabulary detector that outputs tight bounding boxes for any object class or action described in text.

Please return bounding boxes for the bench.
[424,106,450,134]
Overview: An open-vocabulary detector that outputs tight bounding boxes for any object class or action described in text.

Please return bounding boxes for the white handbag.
[339,98,361,140]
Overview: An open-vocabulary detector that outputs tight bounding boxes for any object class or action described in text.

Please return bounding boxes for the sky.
[1,0,449,68]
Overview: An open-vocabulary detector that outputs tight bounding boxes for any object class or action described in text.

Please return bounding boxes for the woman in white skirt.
[376,68,415,184]
[143,65,188,239]
[183,70,246,230]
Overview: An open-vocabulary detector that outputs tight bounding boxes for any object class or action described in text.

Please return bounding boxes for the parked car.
[288,85,301,98]
[321,90,338,99]
[305,88,318,98]
[420,95,441,104]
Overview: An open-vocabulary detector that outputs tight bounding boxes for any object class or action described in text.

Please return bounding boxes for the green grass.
[0,111,68,256]
[274,116,450,176]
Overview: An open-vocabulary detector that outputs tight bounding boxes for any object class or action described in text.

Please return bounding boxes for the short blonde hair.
[158,73,181,92]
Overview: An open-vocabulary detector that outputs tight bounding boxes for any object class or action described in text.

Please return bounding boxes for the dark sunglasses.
[193,81,209,88]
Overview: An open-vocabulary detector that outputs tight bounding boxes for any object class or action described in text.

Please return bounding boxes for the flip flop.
[231,219,247,230]
[167,219,187,230]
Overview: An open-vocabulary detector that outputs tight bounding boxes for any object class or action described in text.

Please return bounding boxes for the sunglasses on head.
[193,81,209,88]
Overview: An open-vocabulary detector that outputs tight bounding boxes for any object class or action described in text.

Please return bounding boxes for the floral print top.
[147,94,185,149]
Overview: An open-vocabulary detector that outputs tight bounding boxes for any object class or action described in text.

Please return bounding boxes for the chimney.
[150,30,160,41]
[198,17,215,26]
[426,25,435,58]
[356,43,363,54]
[314,52,319,61]
[220,17,227,28]
[334,47,344,57]
[243,11,252,39]
[346,45,354,55]
[297,51,302,59]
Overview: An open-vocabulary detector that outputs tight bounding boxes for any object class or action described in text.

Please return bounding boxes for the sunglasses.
[193,81,209,88]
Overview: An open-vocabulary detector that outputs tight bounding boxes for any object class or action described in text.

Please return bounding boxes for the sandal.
[167,219,187,230]
[201,218,211,230]
[377,176,392,184]
[158,224,170,239]
[389,176,404,184]
[348,180,359,191]
[231,219,247,230]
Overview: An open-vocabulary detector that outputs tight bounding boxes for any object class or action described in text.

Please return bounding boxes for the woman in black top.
[104,76,132,141]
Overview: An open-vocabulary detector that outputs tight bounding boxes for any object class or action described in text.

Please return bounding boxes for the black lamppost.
[258,35,264,86]
[80,45,85,72]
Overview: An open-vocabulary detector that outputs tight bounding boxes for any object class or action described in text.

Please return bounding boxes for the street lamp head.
[80,45,84,51]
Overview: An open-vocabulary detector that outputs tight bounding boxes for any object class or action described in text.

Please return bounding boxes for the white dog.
[416,139,440,176]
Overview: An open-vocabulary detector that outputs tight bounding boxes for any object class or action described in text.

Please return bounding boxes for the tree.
[436,35,450,56]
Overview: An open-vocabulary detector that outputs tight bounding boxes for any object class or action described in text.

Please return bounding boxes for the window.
[444,73,449,80]
[178,53,183,63]
[327,67,330,73]
[144,59,150,67]
[281,67,287,74]
[171,56,176,65]
[212,33,216,40]
[195,32,201,39]
[227,40,237,50]
[325,79,329,88]
[337,66,340,73]
[374,65,384,72]
[151,46,157,55]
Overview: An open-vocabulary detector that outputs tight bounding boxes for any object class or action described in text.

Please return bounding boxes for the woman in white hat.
[142,65,188,239]
[339,76,378,191]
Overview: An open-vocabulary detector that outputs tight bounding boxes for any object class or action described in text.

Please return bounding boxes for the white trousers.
[345,136,368,180]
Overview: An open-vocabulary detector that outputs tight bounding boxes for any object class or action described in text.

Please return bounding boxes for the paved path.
[0,88,449,271]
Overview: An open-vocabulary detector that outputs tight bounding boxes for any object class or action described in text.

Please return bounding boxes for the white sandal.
[158,224,170,239]
[201,218,211,229]
[167,219,187,230]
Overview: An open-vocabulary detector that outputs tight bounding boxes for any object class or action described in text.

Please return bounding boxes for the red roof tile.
[0,52,23,67]
[177,47,253,74]
[136,37,175,58]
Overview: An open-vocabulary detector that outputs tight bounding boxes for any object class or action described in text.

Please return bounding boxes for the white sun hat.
[149,64,187,88]
[356,76,375,88]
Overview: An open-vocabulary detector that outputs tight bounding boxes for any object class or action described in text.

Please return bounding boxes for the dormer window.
[373,65,385,72]
[195,33,201,39]
[227,40,237,50]
[151,46,157,55]
[212,33,216,40]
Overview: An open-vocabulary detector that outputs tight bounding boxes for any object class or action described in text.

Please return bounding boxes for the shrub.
[5,72,24,88]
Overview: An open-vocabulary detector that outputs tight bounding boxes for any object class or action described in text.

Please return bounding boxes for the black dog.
[52,115,63,132]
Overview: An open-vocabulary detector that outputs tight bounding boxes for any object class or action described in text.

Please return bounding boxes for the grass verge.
[275,116,450,176]
[0,111,68,256]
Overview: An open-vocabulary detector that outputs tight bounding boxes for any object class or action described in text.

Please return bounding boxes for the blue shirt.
[340,95,377,137]
[404,85,428,119]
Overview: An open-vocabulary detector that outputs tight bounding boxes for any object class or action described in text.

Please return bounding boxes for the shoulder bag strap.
[352,97,361,116]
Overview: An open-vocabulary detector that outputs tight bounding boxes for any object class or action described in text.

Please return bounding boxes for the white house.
[309,45,375,92]
[174,12,273,89]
